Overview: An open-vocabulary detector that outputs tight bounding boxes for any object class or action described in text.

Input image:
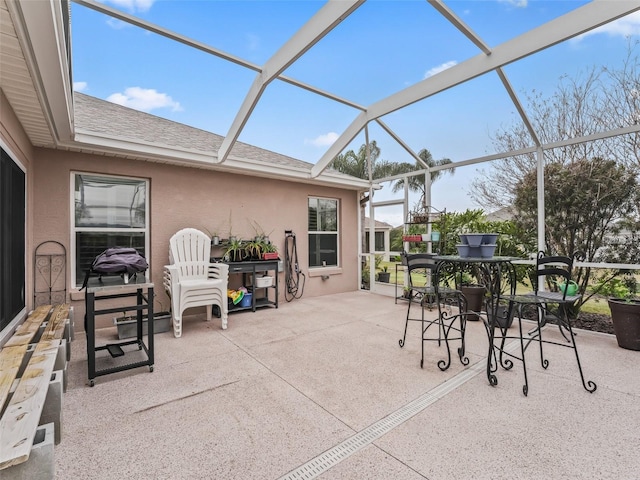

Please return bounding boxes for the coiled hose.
[284,230,305,301]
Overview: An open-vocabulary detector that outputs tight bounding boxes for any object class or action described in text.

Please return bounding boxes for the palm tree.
[391,148,455,207]
[331,141,415,283]
[331,141,414,181]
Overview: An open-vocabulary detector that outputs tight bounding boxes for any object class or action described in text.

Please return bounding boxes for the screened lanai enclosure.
[1,0,640,330]
[72,1,639,271]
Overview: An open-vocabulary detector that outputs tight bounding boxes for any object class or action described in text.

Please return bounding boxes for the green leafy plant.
[593,275,638,301]
[224,238,245,262]
[262,242,277,254]
[244,239,263,260]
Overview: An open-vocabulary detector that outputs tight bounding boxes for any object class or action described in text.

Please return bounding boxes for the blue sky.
[71,0,640,225]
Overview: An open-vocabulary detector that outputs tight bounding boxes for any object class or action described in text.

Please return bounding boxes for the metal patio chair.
[494,251,597,396]
[400,252,469,370]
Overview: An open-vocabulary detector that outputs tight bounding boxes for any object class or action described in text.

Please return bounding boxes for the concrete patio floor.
[56,291,639,479]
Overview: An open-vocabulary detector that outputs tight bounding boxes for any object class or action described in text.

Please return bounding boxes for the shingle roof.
[74,92,315,170]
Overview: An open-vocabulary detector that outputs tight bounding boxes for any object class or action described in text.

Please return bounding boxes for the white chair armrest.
[208,262,229,281]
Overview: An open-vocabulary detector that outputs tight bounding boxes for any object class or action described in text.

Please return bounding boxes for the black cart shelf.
[84,275,154,386]
[217,258,280,313]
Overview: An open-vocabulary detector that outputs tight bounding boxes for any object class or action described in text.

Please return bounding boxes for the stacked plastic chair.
[164,228,229,337]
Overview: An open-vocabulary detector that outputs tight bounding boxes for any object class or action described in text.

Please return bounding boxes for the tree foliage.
[513,157,639,260]
[513,157,640,298]
[331,140,412,181]
[472,42,640,210]
[331,140,416,259]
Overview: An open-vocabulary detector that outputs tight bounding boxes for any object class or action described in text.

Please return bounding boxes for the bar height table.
[84,275,154,386]
[432,255,518,382]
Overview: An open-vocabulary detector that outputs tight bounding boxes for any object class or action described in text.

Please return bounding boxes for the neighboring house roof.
[364,218,393,230]
[485,207,515,222]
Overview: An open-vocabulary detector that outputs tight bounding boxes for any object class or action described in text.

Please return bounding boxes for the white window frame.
[70,172,149,288]
[308,196,339,269]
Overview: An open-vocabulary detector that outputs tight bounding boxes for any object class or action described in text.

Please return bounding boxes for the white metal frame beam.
[311,0,640,178]
[216,0,365,163]
[73,0,367,111]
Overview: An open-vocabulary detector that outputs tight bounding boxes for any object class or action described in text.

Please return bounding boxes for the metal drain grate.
[279,341,520,480]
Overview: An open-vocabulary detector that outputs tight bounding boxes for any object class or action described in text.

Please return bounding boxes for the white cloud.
[106,18,130,30]
[246,33,260,51]
[73,81,88,92]
[574,11,640,41]
[106,87,182,112]
[101,0,155,13]
[424,61,457,79]
[498,0,528,7]
[305,132,339,147]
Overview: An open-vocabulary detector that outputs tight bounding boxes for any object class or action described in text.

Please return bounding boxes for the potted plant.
[224,237,245,262]
[261,242,279,260]
[202,226,221,246]
[459,271,486,321]
[361,264,371,290]
[244,239,264,260]
[607,276,640,350]
[378,266,391,283]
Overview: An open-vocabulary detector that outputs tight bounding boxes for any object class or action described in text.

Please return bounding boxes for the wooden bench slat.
[0,339,60,469]
[2,305,52,348]
[0,345,29,414]
[40,304,70,342]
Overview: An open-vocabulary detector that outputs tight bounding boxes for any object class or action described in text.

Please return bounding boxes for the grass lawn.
[377,261,613,316]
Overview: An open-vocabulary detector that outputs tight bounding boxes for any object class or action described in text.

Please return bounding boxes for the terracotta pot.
[608,298,640,351]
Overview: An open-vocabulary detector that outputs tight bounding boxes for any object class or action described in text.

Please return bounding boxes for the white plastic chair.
[163,228,229,338]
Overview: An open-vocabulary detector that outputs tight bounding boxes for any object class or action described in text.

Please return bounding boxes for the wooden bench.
[0,304,70,471]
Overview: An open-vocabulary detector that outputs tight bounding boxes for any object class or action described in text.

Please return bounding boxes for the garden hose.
[284,230,305,301]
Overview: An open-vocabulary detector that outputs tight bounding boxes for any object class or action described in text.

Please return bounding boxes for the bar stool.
[400,252,469,370]
[494,251,597,396]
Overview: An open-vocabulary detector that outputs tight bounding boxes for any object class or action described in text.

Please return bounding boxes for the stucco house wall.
[32,149,359,330]
[2,91,361,333]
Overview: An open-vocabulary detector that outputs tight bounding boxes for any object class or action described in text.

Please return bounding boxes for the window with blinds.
[364,231,385,253]
[73,173,148,286]
[308,197,338,267]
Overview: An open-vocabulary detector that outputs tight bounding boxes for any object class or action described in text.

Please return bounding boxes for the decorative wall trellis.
[34,241,67,306]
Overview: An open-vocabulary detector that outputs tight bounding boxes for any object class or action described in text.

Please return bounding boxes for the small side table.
[84,275,154,386]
